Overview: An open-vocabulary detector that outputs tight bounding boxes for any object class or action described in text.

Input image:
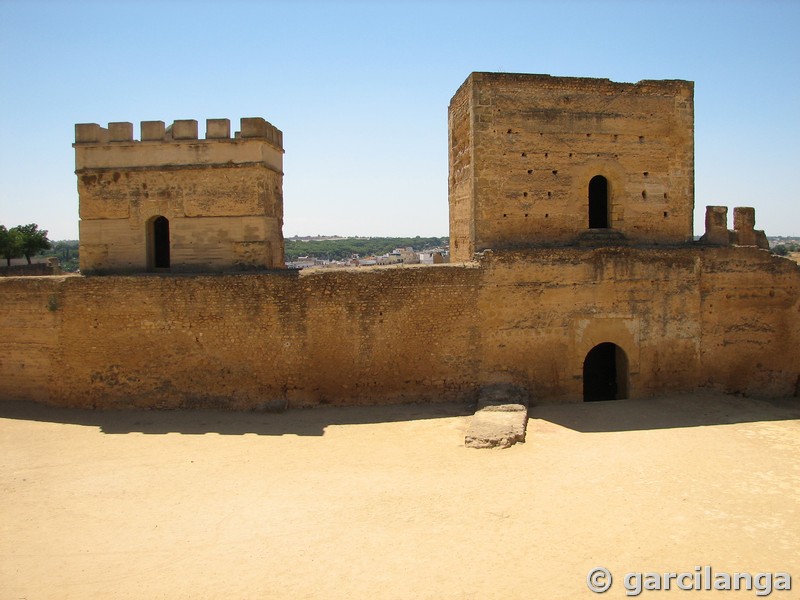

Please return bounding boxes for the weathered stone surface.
[699,205,731,245]
[466,383,529,448]
[140,120,165,141]
[205,118,230,139]
[476,382,529,409]
[108,122,133,142]
[733,206,770,249]
[465,406,528,449]
[171,119,198,140]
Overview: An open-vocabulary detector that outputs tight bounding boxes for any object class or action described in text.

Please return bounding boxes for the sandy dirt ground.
[1,392,799,599]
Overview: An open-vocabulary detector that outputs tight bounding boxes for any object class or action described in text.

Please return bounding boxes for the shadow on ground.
[532,393,800,433]
[0,399,474,436]
[0,392,797,437]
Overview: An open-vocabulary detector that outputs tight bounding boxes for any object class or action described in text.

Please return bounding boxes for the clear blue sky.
[1,0,798,240]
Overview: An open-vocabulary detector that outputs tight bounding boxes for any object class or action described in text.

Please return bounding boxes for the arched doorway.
[147,216,170,270]
[588,175,609,228]
[583,342,628,401]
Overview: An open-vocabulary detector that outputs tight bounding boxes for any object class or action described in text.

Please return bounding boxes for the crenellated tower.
[74,117,285,274]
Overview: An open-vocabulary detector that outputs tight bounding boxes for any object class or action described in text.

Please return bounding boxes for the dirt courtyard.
[1,392,798,599]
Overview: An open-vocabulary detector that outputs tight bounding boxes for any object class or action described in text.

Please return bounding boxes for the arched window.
[588,175,609,229]
[147,216,170,270]
[583,342,629,401]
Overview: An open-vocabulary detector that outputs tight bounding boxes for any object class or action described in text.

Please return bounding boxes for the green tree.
[49,240,80,272]
[772,244,789,256]
[12,223,50,264]
[0,225,23,266]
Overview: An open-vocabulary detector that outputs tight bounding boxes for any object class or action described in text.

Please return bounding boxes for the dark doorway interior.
[588,175,609,228]
[583,342,628,401]
[153,216,170,269]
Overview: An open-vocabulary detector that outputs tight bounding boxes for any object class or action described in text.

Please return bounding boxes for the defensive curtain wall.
[2,246,797,409]
[1,73,798,409]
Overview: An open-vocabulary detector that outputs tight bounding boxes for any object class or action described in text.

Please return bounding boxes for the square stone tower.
[448,73,694,261]
[75,117,285,274]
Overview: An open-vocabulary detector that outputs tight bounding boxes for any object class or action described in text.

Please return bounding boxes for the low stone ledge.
[465,408,528,449]
[465,383,529,448]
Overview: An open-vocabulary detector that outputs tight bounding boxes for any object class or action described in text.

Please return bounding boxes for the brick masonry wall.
[0,249,797,409]
[0,277,61,403]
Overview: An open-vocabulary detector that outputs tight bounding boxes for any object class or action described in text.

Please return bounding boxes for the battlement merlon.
[74,118,284,173]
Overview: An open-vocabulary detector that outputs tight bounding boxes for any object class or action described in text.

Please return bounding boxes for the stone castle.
[1,72,797,409]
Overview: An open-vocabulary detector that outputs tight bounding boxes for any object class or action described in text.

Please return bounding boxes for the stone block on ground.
[466,384,529,448]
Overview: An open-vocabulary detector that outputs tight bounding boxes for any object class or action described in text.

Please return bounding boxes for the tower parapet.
[75,117,285,274]
[75,118,283,172]
[75,117,283,146]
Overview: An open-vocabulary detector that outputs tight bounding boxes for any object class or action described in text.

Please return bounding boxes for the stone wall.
[1,265,483,408]
[1,248,797,409]
[0,263,60,277]
[477,247,703,400]
[698,248,800,397]
[449,73,694,260]
[0,277,60,403]
[478,247,799,400]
